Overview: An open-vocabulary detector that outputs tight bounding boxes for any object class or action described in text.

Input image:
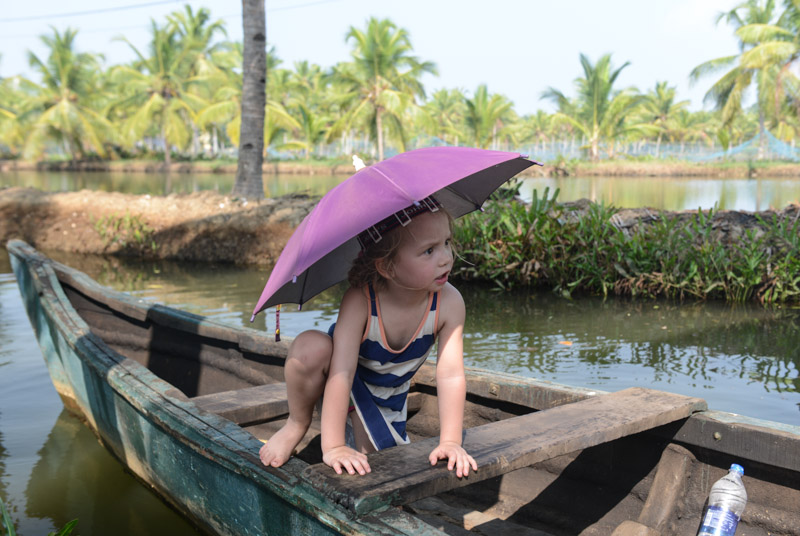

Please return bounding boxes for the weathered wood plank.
[656,410,800,473]
[303,387,707,516]
[192,383,288,425]
[54,266,150,322]
[412,363,598,411]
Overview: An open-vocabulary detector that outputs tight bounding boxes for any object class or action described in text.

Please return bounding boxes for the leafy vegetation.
[1,496,77,536]
[93,212,158,253]
[454,190,800,304]
[3,3,800,163]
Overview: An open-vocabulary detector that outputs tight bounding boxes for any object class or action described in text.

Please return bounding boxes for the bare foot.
[259,418,309,467]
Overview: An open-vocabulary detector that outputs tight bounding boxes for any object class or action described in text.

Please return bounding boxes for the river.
[0,170,798,534]
[3,169,800,210]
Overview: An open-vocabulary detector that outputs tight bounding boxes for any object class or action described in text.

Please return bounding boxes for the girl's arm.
[320,287,371,475]
[429,284,477,478]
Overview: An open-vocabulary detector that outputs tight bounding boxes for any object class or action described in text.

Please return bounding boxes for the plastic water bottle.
[697,464,747,536]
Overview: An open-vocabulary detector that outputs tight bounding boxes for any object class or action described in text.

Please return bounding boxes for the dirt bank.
[0,187,316,265]
[0,159,358,176]
[569,161,800,177]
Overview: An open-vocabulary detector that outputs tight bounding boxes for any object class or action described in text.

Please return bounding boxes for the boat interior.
[49,259,800,536]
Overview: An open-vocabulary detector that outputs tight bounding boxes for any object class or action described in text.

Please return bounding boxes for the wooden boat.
[8,239,800,536]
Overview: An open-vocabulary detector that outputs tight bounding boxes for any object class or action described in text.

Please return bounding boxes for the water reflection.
[0,421,7,514]
[0,260,201,535]
[518,176,800,211]
[460,287,799,423]
[4,170,800,211]
[25,410,200,536]
[0,170,343,198]
[30,249,800,424]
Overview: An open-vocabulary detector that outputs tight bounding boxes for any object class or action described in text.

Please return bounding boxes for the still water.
[2,169,800,211]
[0,248,798,535]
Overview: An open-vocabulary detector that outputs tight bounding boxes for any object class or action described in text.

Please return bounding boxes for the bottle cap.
[730,463,744,475]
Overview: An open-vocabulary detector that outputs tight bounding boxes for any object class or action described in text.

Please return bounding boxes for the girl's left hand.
[428,441,478,478]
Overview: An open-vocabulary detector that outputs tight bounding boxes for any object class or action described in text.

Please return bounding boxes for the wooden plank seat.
[192,383,288,425]
[303,387,707,517]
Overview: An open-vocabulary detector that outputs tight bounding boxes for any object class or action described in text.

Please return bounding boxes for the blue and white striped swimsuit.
[350,284,439,450]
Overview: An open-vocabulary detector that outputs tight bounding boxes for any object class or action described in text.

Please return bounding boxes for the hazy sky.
[0,0,745,115]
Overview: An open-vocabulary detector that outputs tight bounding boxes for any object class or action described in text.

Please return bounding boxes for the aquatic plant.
[0,497,12,536]
[0,496,78,536]
[454,190,800,304]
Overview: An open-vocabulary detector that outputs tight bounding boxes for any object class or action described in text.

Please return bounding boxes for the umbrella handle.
[275,304,281,342]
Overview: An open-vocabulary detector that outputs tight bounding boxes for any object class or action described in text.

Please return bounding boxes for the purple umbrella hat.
[251,146,540,324]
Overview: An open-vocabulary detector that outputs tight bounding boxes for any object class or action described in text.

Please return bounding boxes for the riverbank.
[566,160,800,177]
[0,187,316,265]
[0,158,358,176]
[4,158,800,177]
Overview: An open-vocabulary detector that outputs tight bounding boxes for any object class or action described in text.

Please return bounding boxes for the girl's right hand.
[323,446,371,475]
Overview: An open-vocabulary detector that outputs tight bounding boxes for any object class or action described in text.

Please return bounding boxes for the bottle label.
[698,505,740,536]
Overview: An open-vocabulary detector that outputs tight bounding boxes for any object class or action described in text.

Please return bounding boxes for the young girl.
[259,197,477,478]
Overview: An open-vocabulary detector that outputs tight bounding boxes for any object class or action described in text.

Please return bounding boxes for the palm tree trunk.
[233,0,266,200]
[758,110,766,161]
[162,123,171,167]
[376,108,385,161]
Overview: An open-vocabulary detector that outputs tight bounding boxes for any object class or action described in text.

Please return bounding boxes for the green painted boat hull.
[8,241,441,536]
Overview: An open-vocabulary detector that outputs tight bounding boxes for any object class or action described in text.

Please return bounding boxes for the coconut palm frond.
[740,41,799,69]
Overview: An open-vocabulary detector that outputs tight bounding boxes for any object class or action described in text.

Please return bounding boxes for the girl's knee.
[288,330,332,372]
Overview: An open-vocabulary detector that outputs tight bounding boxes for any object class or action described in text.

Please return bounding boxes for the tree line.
[0,0,796,164]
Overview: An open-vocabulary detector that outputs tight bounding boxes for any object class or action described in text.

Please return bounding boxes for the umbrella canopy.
[251,146,538,320]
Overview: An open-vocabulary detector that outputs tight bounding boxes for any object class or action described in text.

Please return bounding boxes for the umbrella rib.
[297,272,309,310]
[372,168,416,203]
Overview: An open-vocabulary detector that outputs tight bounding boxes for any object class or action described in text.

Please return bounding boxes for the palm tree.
[332,17,437,160]
[22,27,114,160]
[690,0,779,155]
[463,84,515,149]
[289,61,327,101]
[199,45,299,157]
[519,110,554,154]
[667,110,716,154]
[423,88,467,145]
[641,81,690,157]
[168,5,227,75]
[290,101,329,159]
[168,5,229,157]
[0,56,30,155]
[733,1,800,139]
[542,53,652,161]
[286,61,332,158]
[233,0,266,199]
[110,20,208,166]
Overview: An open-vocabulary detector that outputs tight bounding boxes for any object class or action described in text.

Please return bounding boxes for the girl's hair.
[348,208,455,289]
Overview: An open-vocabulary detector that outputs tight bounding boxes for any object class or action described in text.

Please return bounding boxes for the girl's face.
[384,211,454,292]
